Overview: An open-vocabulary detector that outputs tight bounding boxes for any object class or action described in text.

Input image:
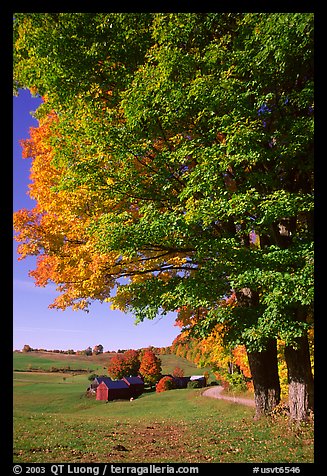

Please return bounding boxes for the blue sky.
[13,89,180,352]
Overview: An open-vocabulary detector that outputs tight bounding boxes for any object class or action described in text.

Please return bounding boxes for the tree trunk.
[284,333,314,421]
[247,339,281,419]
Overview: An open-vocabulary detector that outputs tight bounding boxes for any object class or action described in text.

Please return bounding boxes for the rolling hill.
[13,350,213,379]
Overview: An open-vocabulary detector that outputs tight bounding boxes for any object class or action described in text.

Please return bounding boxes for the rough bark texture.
[284,333,314,421]
[247,339,281,419]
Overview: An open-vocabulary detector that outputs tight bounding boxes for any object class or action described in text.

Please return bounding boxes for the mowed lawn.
[13,371,314,464]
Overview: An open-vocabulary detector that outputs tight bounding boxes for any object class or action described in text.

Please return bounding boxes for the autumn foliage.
[108,349,140,380]
[139,349,162,386]
[107,348,162,385]
[13,112,122,311]
[13,13,314,421]
[172,366,184,378]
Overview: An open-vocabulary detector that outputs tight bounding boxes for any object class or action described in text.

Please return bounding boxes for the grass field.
[13,352,314,464]
[13,351,112,373]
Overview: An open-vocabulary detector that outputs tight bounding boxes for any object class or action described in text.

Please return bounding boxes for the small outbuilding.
[96,379,130,401]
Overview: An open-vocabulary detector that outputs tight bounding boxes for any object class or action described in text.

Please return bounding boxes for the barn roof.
[173,376,191,385]
[123,376,144,385]
[101,380,129,389]
[190,375,205,380]
[95,377,112,386]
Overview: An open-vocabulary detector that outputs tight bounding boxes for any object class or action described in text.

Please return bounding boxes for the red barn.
[123,376,144,398]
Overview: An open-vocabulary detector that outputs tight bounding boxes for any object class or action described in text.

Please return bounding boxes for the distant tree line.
[21,344,103,355]
[20,343,172,356]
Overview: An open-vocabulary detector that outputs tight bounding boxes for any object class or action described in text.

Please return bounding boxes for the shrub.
[225,372,248,392]
[22,344,32,353]
[88,373,98,381]
[187,380,201,389]
[156,376,175,393]
[50,366,59,372]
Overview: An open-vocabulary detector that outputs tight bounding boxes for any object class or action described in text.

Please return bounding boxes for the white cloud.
[14,326,86,333]
[13,278,58,294]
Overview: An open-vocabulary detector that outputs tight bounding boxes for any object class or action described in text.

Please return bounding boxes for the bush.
[187,380,201,389]
[156,376,175,393]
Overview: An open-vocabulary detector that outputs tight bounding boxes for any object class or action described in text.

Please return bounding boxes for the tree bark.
[247,339,281,419]
[284,333,314,421]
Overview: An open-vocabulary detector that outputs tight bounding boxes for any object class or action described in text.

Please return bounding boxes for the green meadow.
[13,350,111,373]
[13,352,314,464]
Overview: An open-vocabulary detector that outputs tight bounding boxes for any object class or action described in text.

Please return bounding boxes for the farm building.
[96,376,144,401]
[190,375,207,387]
[173,376,191,389]
[157,375,207,389]
[122,376,144,397]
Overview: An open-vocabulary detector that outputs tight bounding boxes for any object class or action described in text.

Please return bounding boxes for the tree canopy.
[14,13,314,354]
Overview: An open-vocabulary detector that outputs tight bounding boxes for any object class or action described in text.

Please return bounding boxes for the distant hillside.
[13,351,213,379]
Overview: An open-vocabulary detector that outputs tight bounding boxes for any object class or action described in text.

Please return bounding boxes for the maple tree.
[93,344,104,355]
[172,366,184,378]
[14,13,314,420]
[84,347,93,357]
[107,354,126,380]
[139,349,162,386]
[107,349,140,380]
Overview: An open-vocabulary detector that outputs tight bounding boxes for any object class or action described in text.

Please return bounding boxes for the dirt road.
[202,385,255,408]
